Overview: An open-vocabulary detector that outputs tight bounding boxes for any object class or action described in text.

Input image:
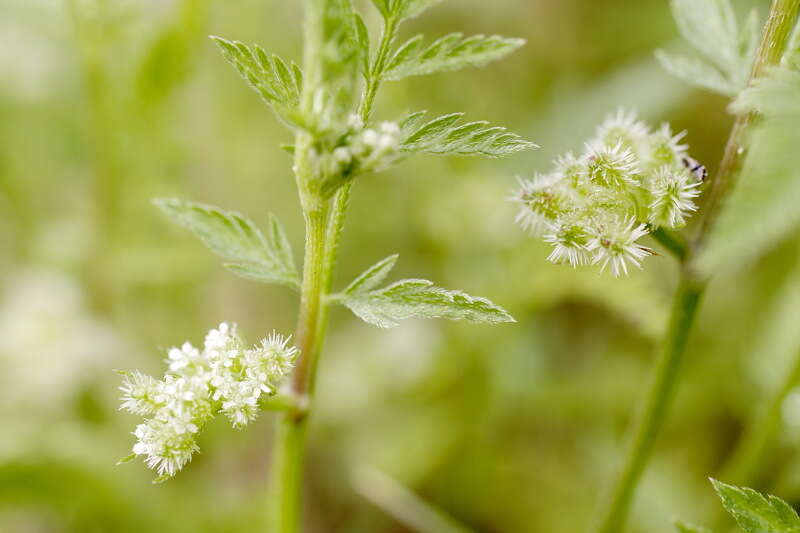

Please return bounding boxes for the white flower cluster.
[512,109,703,276]
[119,323,297,480]
[333,115,402,175]
[315,115,403,193]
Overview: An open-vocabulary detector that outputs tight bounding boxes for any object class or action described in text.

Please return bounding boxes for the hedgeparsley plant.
[118,0,533,530]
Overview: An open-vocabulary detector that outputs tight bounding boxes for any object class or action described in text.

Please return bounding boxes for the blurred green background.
[2,0,800,531]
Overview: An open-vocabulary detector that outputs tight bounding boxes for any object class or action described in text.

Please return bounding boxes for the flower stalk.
[592,1,800,532]
[593,276,703,533]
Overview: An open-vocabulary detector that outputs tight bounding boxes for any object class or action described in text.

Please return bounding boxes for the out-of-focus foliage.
[656,0,759,96]
[700,67,800,274]
[154,198,299,288]
[2,1,799,533]
[399,111,536,157]
[381,33,525,82]
[338,257,515,328]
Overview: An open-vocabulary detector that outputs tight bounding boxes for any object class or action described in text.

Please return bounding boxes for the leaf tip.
[116,453,136,466]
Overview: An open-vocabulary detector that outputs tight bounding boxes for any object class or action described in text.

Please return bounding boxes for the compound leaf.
[344,255,399,295]
[712,479,800,533]
[400,111,537,157]
[655,50,737,96]
[338,263,515,328]
[154,198,299,289]
[211,36,303,124]
[382,33,525,81]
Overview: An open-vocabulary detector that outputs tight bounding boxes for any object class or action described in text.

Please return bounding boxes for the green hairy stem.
[268,1,394,529]
[593,277,703,533]
[267,1,330,530]
[592,1,800,532]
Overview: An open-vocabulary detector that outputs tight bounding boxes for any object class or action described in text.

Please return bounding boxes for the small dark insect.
[682,156,707,182]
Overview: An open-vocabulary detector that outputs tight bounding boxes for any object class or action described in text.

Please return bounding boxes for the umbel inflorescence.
[512,109,705,276]
[119,323,297,482]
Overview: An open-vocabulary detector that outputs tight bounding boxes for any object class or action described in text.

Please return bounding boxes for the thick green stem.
[268,415,309,533]
[593,277,704,533]
[266,1,332,530]
[592,2,800,531]
[268,206,329,533]
[268,168,351,533]
[267,3,400,530]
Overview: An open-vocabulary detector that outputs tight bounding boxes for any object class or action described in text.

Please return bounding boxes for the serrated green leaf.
[323,0,360,84]
[675,521,714,533]
[382,33,525,81]
[211,36,302,124]
[671,0,740,74]
[384,35,425,74]
[344,255,399,295]
[394,0,444,21]
[116,453,136,466]
[354,13,371,76]
[699,68,800,274]
[399,110,428,131]
[370,0,390,18]
[267,213,298,278]
[404,112,464,144]
[154,198,299,289]
[712,479,800,533]
[655,50,737,96]
[341,278,515,328]
[400,111,537,157]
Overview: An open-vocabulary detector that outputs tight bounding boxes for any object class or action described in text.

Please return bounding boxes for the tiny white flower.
[347,113,364,130]
[511,174,572,237]
[333,147,352,163]
[648,166,701,228]
[204,322,233,351]
[584,141,639,189]
[543,218,592,267]
[587,217,653,277]
[167,342,203,373]
[594,108,650,152]
[361,129,380,147]
[380,121,400,135]
[645,123,688,168]
[553,152,589,190]
[120,371,162,416]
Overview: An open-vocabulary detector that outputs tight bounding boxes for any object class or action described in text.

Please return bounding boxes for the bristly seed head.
[511,108,704,276]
